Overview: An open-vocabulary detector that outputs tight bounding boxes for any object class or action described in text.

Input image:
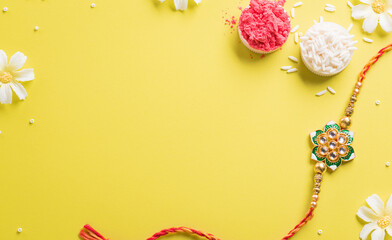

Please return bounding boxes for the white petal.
[386,194,392,214]
[360,0,373,4]
[8,52,27,71]
[194,0,201,4]
[174,0,188,10]
[0,84,12,104]
[386,226,392,236]
[360,223,378,240]
[363,13,380,33]
[0,50,7,71]
[371,228,385,240]
[379,13,392,32]
[14,69,34,82]
[366,194,385,215]
[352,4,373,19]
[357,206,379,222]
[10,81,27,100]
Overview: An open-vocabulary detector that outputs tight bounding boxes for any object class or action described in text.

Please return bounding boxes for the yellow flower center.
[0,71,13,84]
[372,0,386,14]
[377,216,391,228]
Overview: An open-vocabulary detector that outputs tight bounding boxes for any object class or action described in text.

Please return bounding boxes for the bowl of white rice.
[300,22,357,77]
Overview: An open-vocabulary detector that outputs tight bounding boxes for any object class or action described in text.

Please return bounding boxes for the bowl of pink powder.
[238,0,291,54]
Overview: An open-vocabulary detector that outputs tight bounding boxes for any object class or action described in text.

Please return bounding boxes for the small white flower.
[159,0,201,11]
[357,194,392,240]
[351,0,392,33]
[0,51,34,104]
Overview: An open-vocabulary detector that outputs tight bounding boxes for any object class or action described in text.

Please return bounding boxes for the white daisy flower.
[357,194,392,240]
[351,0,392,33]
[158,0,201,11]
[0,51,34,104]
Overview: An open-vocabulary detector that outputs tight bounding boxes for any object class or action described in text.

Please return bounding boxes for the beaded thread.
[79,44,392,240]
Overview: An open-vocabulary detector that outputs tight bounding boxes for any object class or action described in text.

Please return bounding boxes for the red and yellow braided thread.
[358,43,392,84]
[79,44,392,240]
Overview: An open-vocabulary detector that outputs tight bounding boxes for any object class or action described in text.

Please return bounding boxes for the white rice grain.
[287,68,298,73]
[363,37,373,43]
[316,90,327,96]
[281,66,292,70]
[289,56,299,62]
[327,86,336,94]
[291,8,295,18]
[325,7,336,12]
[294,2,303,7]
[347,1,353,8]
[347,23,353,32]
[320,16,324,22]
[291,25,299,33]
[326,4,335,8]
[295,32,299,43]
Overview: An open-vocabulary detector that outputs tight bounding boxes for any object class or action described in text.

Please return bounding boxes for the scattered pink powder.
[238,0,291,52]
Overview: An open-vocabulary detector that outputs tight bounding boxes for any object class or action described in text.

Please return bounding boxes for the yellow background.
[0,0,391,239]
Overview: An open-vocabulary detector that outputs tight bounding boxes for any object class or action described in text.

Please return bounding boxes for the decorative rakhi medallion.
[310,121,355,171]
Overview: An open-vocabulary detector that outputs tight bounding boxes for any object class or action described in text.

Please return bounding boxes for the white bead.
[386,162,390,167]
[17,228,22,233]
[3,7,8,12]
[376,100,381,105]
[29,119,35,124]
[91,3,96,8]
[318,229,323,235]
[34,26,39,31]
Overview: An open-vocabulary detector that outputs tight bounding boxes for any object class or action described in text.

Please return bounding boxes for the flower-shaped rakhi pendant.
[310,121,355,171]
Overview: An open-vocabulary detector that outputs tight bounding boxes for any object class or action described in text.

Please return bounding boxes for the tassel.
[79,225,108,240]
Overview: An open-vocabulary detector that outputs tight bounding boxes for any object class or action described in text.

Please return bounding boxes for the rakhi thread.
[341,43,392,128]
[80,43,392,240]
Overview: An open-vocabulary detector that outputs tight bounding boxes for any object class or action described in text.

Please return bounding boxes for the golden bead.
[311,202,317,208]
[314,162,327,174]
[314,182,321,188]
[314,173,323,183]
[356,82,362,88]
[350,95,357,102]
[340,116,351,129]
[313,187,321,194]
[345,107,354,116]
[354,88,360,94]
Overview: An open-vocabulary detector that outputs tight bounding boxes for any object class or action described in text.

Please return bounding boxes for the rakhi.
[79,43,392,240]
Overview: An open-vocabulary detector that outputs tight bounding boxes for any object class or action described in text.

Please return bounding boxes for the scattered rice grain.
[287,68,298,73]
[326,4,335,8]
[294,2,303,7]
[347,23,353,32]
[281,66,292,70]
[327,86,336,94]
[295,32,299,43]
[291,8,295,18]
[347,1,353,8]
[316,90,327,96]
[289,56,299,62]
[363,37,373,43]
[291,25,299,33]
[325,7,336,12]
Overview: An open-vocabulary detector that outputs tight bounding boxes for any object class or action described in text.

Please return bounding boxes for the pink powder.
[238,0,290,52]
